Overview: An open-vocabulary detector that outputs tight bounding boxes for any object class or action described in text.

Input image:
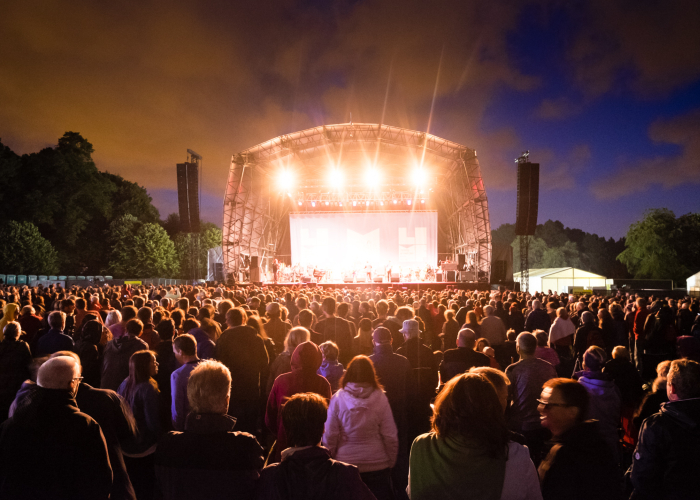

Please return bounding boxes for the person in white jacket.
[323,355,399,500]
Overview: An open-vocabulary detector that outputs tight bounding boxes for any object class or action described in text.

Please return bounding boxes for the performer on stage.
[272,259,279,283]
[364,261,372,282]
[386,261,392,282]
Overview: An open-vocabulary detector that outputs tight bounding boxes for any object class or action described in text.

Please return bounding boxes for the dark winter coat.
[629,398,700,500]
[538,420,622,500]
[0,338,31,421]
[255,446,376,500]
[156,413,264,500]
[0,387,112,500]
[101,335,149,391]
[216,325,269,403]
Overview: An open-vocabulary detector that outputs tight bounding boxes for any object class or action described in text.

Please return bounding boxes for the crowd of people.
[0,281,699,499]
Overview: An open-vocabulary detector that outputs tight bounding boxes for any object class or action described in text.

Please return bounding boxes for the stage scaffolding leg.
[519,235,529,294]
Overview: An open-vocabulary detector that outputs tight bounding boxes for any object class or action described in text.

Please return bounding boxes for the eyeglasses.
[537,399,570,409]
[72,376,84,384]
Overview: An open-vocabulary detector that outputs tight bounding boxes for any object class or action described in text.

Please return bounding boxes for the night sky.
[2,0,699,239]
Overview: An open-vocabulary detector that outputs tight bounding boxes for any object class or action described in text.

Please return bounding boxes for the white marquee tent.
[688,271,700,297]
[514,267,610,294]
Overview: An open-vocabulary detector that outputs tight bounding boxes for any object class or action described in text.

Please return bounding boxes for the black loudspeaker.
[250,269,260,282]
[391,273,400,283]
[446,271,456,282]
[250,256,259,269]
[176,163,200,233]
[374,277,384,283]
[515,162,539,235]
[436,273,443,282]
[492,260,507,283]
[214,263,224,282]
[457,254,466,268]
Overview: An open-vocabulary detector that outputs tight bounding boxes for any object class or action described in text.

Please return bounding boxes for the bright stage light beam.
[277,169,294,190]
[364,167,381,188]
[412,168,427,186]
[328,168,344,189]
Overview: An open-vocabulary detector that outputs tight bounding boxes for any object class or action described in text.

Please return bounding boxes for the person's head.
[340,356,382,390]
[457,328,476,349]
[431,373,509,459]
[539,378,589,437]
[105,309,122,328]
[506,328,518,342]
[187,360,231,415]
[226,307,246,327]
[285,327,310,354]
[156,318,176,341]
[359,318,372,332]
[395,306,415,322]
[532,300,542,310]
[75,298,87,311]
[581,311,595,324]
[266,302,281,318]
[475,338,490,352]
[297,309,313,329]
[48,311,66,330]
[37,355,81,393]
[282,393,328,447]
[376,300,388,317]
[321,297,337,316]
[466,311,478,325]
[556,306,569,320]
[21,305,35,316]
[173,334,197,363]
[319,341,339,362]
[483,346,496,359]
[2,321,21,341]
[534,330,548,347]
[516,332,537,357]
[483,305,494,317]
[582,346,606,372]
[125,318,144,337]
[372,326,392,346]
[400,319,420,340]
[652,360,672,392]
[182,318,200,333]
[470,366,510,412]
[121,305,138,323]
[667,359,700,401]
[612,345,629,361]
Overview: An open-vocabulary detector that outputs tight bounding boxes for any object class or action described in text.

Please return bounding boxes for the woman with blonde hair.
[0,303,20,342]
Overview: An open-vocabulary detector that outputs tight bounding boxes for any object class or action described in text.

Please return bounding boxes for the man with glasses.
[0,355,112,499]
[537,378,621,500]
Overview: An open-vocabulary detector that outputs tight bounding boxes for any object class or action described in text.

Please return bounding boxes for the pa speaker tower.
[515,162,539,236]
[176,162,200,233]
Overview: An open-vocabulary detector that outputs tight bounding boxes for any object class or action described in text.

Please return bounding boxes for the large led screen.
[289,211,437,269]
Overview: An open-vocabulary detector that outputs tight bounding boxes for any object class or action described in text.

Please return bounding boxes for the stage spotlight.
[380,201,384,206]
[412,168,427,186]
[325,201,329,206]
[364,167,381,188]
[328,168,344,189]
[277,169,294,190]
[407,199,412,205]
[298,201,302,206]
[353,201,357,206]
[339,202,343,206]
[311,201,316,207]
[421,199,425,204]
[366,201,369,206]
[393,199,397,204]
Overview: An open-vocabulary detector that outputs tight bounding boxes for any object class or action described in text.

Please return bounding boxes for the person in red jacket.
[265,342,331,463]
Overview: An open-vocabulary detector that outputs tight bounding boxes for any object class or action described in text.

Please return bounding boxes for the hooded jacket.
[630,398,700,500]
[578,372,622,460]
[323,382,398,473]
[101,335,149,391]
[265,342,331,463]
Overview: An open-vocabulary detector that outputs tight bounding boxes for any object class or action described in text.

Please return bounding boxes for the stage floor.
[254,281,492,291]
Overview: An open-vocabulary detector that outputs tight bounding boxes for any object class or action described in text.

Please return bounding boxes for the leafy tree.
[618,208,700,283]
[108,214,179,278]
[0,221,59,274]
[0,133,163,275]
[174,222,222,279]
[161,213,181,239]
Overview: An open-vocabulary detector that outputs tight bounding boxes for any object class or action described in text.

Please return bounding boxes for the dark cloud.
[535,97,583,120]
[591,108,700,199]
[567,0,700,96]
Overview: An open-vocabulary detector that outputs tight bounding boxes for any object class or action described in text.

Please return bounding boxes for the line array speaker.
[176,162,200,233]
[515,162,539,236]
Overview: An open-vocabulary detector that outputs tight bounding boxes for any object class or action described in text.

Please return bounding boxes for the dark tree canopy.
[494,219,630,278]
[0,221,59,275]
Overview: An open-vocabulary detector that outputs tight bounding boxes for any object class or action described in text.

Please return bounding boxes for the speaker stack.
[176,162,200,233]
[515,162,539,236]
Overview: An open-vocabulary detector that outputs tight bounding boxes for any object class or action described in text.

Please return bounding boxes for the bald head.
[457,328,477,348]
[37,356,80,390]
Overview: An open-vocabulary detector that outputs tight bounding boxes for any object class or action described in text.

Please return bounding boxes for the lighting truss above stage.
[222,123,492,282]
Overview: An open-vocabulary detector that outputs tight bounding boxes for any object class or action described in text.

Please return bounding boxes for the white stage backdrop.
[289,212,437,268]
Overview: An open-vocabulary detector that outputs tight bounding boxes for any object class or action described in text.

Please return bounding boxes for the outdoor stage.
[254,281,492,292]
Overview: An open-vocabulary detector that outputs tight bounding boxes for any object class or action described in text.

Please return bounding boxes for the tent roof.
[515,267,607,279]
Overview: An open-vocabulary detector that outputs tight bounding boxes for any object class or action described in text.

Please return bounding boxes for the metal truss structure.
[222,123,492,281]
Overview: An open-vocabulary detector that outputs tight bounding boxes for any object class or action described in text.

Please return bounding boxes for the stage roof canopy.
[222,123,492,281]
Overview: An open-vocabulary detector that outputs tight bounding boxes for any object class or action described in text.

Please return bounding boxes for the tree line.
[493,211,700,285]
[0,132,221,278]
